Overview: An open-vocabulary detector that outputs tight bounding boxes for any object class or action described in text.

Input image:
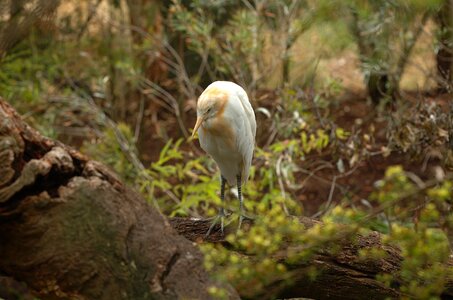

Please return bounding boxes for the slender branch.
[134,95,145,142]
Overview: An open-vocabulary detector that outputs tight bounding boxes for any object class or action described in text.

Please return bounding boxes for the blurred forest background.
[1,0,453,298]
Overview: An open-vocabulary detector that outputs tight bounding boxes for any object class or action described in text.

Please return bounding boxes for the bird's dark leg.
[237,174,245,231]
[206,175,227,237]
[237,174,253,232]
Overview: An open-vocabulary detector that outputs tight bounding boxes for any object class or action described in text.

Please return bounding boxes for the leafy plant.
[139,139,219,216]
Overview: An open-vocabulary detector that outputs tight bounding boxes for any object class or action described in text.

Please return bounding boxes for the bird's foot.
[205,210,228,237]
[237,213,254,233]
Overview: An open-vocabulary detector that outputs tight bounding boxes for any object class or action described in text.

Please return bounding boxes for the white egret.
[192,81,256,235]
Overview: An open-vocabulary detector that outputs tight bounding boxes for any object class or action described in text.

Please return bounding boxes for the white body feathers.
[196,81,256,185]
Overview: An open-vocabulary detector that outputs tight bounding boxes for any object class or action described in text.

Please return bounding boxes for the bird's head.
[191,88,227,137]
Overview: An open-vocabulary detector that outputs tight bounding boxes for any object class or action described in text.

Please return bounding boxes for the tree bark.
[0,99,238,300]
[170,217,453,300]
[348,7,390,106]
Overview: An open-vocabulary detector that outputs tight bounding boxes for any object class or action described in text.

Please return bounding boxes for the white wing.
[236,87,256,140]
[226,82,256,183]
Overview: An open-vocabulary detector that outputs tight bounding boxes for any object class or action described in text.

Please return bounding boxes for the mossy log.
[0,100,237,300]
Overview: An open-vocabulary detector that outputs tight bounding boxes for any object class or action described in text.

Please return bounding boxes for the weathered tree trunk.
[170,217,453,300]
[348,7,428,105]
[0,99,237,300]
[348,7,390,106]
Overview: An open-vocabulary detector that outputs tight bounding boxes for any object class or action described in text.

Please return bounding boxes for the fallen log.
[169,217,453,300]
[0,99,238,300]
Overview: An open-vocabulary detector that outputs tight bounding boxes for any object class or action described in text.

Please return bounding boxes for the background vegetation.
[1,0,453,298]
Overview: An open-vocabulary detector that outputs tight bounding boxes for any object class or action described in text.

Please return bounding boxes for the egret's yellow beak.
[192,116,204,138]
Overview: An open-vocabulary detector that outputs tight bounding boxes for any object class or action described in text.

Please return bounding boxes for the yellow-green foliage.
[202,204,300,298]
[428,181,452,202]
[202,197,369,298]
[140,139,222,216]
[373,165,414,204]
[370,166,453,299]
[321,167,453,299]
[204,164,452,299]
[381,225,450,299]
[301,129,329,153]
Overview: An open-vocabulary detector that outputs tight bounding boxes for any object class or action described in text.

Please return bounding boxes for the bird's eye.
[207,108,212,113]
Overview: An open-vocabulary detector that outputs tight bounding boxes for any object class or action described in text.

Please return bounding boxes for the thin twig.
[134,95,145,142]
[312,175,337,218]
[276,155,290,215]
